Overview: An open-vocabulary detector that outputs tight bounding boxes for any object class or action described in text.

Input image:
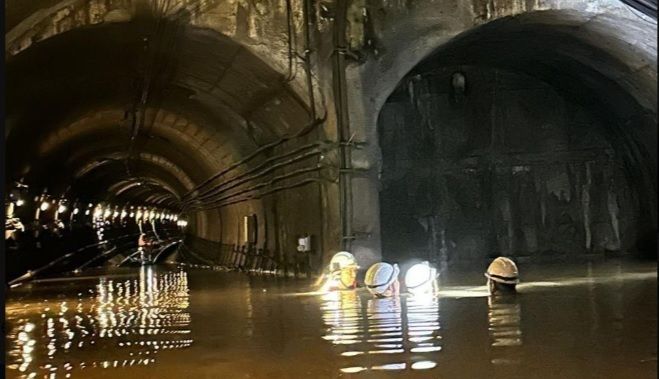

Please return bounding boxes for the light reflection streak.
[6,268,192,378]
[321,290,441,374]
[434,271,657,299]
[487,295,523,367]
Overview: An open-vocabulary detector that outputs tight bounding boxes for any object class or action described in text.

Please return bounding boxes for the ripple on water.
[5,266,193,379]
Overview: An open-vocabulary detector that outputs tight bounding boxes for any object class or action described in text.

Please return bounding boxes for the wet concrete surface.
[5,259,657,379]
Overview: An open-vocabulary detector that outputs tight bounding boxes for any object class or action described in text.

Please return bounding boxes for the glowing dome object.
[404,261,438,295]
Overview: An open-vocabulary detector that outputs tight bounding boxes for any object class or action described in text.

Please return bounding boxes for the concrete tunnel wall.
[342,0,657,266]
[379,65,650,262]
[6,0,340,273]
[5,0,657,274]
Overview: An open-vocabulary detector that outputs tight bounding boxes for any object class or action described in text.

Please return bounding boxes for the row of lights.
[88,204,188,227]
[7,190,188,228]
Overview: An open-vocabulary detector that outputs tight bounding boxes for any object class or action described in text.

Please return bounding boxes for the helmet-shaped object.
[329,252,358,273]
[485,257,519,285]
[365,262,400,297]
[404,261,437,293]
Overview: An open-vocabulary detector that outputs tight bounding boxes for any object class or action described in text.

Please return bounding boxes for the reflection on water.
[6,267,192,379]
[487,295,523,367]
[321,291,442,374]
[5,260,657,379]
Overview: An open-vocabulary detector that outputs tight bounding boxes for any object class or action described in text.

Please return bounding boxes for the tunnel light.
[103,208,111,219]
[136,210,143,220]
[404,261,438,296]
[113,211,119,218]
[40,201,50,211]
[173,215,178,222]
[129,212,135,218]
[121,210,127,219]
[73,208,80,215]
[57,204,67,214]
[85,209,90,216]
[15,199,24,207]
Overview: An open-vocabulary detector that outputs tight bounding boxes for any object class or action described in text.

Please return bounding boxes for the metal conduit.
[619,0,657,19]
[182,141,329,204]
[182,117,325,199]
[209,178,327,209]
[186,166,326,210]
[182,148,328,209]
[332,0,354,251]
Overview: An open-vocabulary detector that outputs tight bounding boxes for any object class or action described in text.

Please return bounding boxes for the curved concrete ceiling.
[6,13,312,212]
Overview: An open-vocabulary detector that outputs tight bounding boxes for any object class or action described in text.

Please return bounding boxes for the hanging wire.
[619,0,657,24]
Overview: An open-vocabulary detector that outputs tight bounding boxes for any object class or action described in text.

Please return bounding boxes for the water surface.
[5,260,657,379]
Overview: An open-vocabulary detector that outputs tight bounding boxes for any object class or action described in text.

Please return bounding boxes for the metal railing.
[179,240,313,278]
[8,229,182,285]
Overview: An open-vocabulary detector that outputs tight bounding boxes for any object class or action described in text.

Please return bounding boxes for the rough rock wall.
[378,66,641,262]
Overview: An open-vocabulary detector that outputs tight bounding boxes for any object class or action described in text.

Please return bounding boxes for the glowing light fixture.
[40,201,50,211]
[404,261,438,296]
[15,199,25,207]
[73,208,80,215]
[57,204,67,214]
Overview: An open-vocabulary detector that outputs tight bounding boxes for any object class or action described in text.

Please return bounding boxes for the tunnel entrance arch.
[6,5,332,276]
[375,12,657,265]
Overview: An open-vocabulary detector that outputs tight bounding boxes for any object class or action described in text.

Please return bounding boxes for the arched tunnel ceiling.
[409,12,656,119]
[6,15,312,209]
[399,11,658,182]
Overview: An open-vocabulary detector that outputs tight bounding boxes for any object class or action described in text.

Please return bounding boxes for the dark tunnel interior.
[7,17,312,206]
[5,7,329,281]
[378,14,658,264]
[4,2,658,379]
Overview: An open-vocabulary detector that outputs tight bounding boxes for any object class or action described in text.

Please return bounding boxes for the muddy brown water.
[5,260,657,379]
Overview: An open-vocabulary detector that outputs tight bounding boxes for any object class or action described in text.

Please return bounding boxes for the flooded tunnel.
[4,1,657,378]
